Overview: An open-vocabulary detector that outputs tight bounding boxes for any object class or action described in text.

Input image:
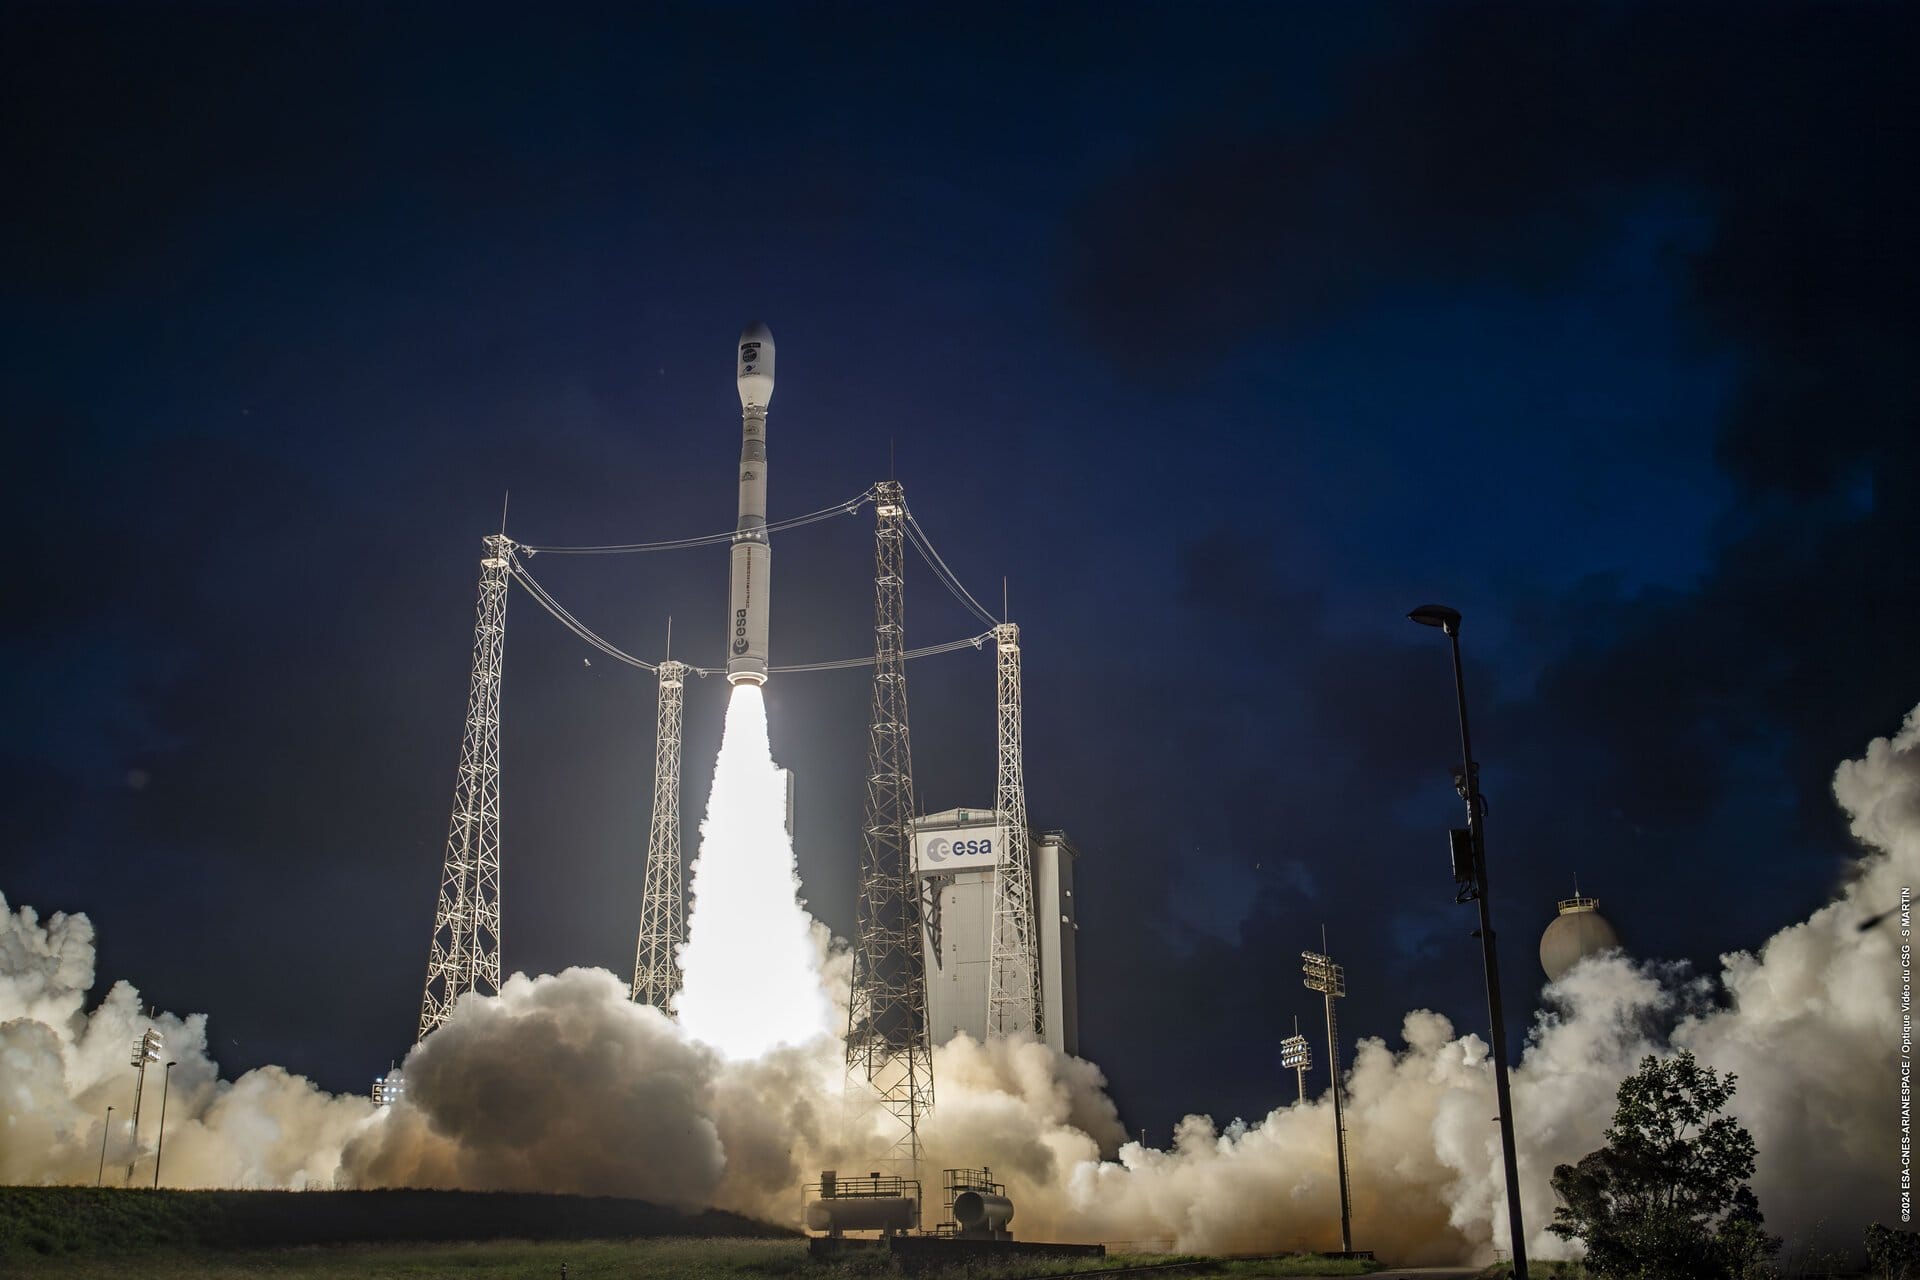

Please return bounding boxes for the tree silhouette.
[1549,1050,1779,1279]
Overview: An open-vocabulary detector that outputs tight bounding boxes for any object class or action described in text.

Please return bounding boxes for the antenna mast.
[846,479,935,1180]
[419,533,511,1039]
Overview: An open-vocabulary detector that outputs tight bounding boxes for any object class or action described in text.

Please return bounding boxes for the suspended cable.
[902,510,999,627]
[743,630,995,675]
[507,557,657,671]
[510,550,989,678]
[517,488,876,556]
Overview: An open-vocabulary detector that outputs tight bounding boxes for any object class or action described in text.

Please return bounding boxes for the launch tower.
[846,480,935,1178]
[632,658,688,1009]
[987,621,1043,1038]
[418,533,510,1040]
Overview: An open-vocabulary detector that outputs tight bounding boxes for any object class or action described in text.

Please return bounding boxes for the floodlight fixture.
[1279,1035,1311,1069]
[1300,951,1346,997]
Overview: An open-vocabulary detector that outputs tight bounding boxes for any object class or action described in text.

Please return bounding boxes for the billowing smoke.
[0,896,375,1188]
[675,684,837,1059]
[1,702,1907,1265]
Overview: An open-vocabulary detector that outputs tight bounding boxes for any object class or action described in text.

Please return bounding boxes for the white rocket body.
[727,323,775,685]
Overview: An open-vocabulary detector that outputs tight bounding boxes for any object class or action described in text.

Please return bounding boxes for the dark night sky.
[3,2,1915,1140]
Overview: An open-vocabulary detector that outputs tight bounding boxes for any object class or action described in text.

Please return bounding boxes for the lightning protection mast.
[418,533,510,1040]
[1303,945,1353,1254]
[846,480,935,1183]
[632,658,688,1009]
[987,620,1043,1039]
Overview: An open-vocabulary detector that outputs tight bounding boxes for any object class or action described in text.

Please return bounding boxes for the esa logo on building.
[923,836,994,864]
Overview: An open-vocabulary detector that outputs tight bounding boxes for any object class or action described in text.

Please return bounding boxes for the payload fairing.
[727,323,775,684]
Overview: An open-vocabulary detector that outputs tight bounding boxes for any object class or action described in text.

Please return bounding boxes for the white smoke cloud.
[1,701,1907,1264]
[0,895,375,1189]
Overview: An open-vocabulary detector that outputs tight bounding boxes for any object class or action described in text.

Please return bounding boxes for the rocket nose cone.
[737,321,775,407]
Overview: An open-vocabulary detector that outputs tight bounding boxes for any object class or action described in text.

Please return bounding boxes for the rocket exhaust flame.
[675,683,835,1059]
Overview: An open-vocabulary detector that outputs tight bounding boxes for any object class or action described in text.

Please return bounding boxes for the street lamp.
[1407,603,1528,1280]
[96,1106,114,1187]
[153,1062,178,1189]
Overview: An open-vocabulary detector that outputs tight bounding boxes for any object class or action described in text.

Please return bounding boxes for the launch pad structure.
[414,325,1057,1188]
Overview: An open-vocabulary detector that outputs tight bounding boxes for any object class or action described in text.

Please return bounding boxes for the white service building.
[913,807,1080,1056]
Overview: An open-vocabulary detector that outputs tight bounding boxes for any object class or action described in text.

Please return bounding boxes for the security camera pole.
[1407,603,1528,1280]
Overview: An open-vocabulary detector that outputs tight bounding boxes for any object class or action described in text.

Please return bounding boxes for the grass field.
[0,1187,788,1259]
[0,1187,1385,1278]
[17,1239,1385,1279]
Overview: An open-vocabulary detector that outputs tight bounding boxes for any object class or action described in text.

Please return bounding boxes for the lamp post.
[125,1027,163,1186]
[1279,1017,1311,1105]
[1301,947,1352,1255]
[96,1106,114,1186]
[153,1062,178,1189]
[1407,603,1528,1280]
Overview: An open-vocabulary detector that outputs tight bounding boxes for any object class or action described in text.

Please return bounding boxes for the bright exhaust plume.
[674,682,834,1059]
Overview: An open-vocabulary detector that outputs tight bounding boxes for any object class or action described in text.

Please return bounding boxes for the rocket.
[727,322,775,684]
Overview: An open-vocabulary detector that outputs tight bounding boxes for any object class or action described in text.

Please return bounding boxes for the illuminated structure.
[1302,947,1352,1253]
[1280,1019,1312,1104]
[418,533,509,1040]
[987,622,1043,1039]
[846,480,935,1177]
[632,658,688,1009]
[1540,887,1621,981]
[916,810,1079,1055]
[125,1026,162,1185]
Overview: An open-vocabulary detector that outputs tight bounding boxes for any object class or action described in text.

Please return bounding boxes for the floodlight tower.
[1302,948,1353,1254]
[633,658,689,1009]
[419,533,511,1040]
[1280,1017,1312,1105]
[124,1026,162,1185]
[846,480,935,1180]
[987,620,1042,1038]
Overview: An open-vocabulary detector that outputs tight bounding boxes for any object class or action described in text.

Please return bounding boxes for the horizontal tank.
[953,1190,1015,1239]
[805,1195,918,1235]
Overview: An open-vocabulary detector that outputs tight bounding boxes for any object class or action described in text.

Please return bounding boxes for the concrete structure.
[914,807,1079,1056]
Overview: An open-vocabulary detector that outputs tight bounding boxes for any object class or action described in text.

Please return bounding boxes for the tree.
[1549,1050,1780,1279]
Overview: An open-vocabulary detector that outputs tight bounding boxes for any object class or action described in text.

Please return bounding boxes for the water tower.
[1540,887,1621,981]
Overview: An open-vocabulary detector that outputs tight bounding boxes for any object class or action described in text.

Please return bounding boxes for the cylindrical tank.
[804,1195,918,1235]
[953,1190,1015,1237]
[1541,894,1621,981]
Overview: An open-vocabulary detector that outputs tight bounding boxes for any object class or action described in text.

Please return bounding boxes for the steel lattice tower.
[846,480,934,1176]
[987,621,1043,1039]
[632,659,688,1009]
[418,533,510,1040]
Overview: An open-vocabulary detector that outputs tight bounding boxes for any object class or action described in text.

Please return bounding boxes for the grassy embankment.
[0,1186,1383,1278]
